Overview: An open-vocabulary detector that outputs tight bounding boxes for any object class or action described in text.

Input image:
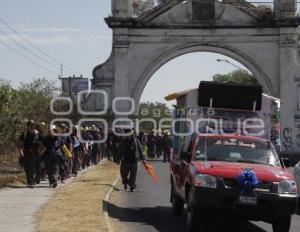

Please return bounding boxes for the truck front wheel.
[171,185,184,215]
[187,203,199,232]
[186,191,211,232]
[272,215,291,232]
[187,191,202,232]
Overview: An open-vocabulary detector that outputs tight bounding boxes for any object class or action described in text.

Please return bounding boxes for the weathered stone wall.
[92,0,300,151]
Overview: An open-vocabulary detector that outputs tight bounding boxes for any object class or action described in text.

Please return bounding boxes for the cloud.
[0,24,111,47]
[18,27,107,34]
[0,33,72,46]
[19,27,82,33]
[0,25,111,46]
[77,34,112,44]
[30,36,72,45]
[0,33,24,44]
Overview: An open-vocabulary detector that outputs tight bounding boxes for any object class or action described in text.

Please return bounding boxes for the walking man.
[61,124,73,179]
[155,129,163,159]
[43,125,64,188]
[147,130,156,159]
[71,126,81,176]
[117,129,144,192]
[18,120,40,188]
[162,130,172,162]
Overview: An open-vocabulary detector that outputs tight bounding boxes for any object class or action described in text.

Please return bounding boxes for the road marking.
[103,174,120,232]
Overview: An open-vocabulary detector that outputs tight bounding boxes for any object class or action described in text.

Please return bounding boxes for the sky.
[0,0,276,104]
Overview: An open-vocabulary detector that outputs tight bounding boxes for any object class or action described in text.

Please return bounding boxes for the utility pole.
[58,75,88,123]
[60,64,63,79]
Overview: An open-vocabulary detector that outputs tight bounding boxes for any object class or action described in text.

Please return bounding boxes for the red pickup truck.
[170,134,298,232]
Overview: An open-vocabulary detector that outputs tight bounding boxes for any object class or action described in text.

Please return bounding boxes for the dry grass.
[36,161,120,232]
[0,152,25,188]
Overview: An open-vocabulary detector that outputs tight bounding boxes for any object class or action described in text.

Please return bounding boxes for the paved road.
[0,164,98,232]
[109,161,300,232]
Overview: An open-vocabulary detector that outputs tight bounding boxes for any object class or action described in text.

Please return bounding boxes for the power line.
[0,39,58,76]
[0,29,64,74]
[0,17,81,76]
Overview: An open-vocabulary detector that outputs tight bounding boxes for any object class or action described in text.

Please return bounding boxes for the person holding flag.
[117,128,145,192]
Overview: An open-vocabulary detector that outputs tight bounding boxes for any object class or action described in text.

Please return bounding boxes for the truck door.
[178,140,193,197]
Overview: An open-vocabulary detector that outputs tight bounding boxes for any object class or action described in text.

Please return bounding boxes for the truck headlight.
[278,180,297,194]
[194,174,217,188]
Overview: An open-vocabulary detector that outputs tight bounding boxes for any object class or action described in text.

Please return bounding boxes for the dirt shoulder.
[36,161,120,232]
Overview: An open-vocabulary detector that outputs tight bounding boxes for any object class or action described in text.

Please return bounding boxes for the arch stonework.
[92,0,300,151]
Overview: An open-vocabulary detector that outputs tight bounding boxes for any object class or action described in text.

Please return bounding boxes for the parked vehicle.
[295,161,300,207]
[170,133,298,232]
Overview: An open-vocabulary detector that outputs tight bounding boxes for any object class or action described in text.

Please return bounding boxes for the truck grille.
[223,178,272,192]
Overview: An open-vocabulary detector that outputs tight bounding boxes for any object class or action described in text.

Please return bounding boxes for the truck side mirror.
[281,157,291,168]
[275,145,280,153]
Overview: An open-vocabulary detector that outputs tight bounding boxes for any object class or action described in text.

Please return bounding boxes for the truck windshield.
[195,137,280,167]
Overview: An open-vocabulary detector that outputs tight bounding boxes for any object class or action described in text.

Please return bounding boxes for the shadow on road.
[6,184,51,189]
[105,201,267,232]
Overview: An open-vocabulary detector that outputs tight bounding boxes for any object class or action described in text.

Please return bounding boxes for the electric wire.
[0,17,81,76]
[0,29,66,74]
[0,39,58,76]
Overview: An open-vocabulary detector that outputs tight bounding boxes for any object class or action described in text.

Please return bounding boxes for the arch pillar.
[279,28,298,151]
[113,33,134,118]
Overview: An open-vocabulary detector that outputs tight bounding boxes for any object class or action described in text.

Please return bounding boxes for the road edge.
[103,173,121,232]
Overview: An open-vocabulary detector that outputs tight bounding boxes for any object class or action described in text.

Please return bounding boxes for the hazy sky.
[0,0,273,104]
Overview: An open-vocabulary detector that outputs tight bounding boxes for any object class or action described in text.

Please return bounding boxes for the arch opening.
[134,45,274,106]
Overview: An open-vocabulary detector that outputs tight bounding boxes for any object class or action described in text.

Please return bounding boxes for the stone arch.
[132,43,275,106]
[92,0,300,151]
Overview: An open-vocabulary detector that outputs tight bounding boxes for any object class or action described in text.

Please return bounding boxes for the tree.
[0,78,58,153]
[15,78,58,123]
[0,79,19,152]
[212,69,259,85]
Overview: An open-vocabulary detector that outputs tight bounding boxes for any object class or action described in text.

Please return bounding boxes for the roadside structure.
[91,0,300,151]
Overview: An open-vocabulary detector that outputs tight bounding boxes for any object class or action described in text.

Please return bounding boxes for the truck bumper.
[189,186,298,221]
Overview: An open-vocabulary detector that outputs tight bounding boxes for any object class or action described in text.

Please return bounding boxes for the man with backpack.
[43,125,65,188]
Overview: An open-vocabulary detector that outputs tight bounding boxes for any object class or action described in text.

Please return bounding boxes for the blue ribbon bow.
[236,170,259,194]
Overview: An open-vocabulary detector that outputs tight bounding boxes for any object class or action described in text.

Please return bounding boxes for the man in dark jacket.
[155,130,163,159]
[162,130,172,162]
[18,120,40,188]
[43,125,64,188]
[147,130,156,159]
[117,129,144,192]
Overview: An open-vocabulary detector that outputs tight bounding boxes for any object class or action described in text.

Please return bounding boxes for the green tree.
[0,78,58,153]
[0,79,19,152]
[212,69,259,85]
[15,78,57,123]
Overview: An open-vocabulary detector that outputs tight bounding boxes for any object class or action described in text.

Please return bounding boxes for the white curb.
[103,174,121,232]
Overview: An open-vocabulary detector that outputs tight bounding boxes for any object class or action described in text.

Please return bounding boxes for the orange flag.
[142,160,158,183]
